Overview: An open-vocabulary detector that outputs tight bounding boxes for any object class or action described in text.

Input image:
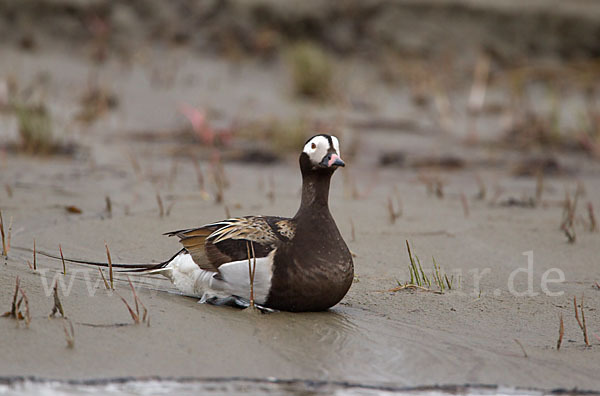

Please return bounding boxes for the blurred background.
[1,0,599,164]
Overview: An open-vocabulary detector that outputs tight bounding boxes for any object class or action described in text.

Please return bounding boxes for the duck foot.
[199,294,277,313]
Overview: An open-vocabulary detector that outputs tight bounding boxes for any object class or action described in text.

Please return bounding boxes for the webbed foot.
[199,294,277,313]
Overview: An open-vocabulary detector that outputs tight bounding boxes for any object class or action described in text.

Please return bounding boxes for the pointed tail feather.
[11,246,183,273]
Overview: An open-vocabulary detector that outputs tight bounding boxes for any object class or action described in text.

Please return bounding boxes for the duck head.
[300,134,345,174]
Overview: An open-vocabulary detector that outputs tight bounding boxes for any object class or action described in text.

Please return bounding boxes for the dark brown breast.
[264,211,354,312]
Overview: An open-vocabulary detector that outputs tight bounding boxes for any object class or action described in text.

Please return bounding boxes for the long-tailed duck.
[61,134,353,312]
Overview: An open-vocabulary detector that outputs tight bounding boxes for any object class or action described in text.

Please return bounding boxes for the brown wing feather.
[165,227,220,271]
[165,216,293,272]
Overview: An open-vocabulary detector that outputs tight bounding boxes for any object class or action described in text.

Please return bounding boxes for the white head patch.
[303,135,341,165]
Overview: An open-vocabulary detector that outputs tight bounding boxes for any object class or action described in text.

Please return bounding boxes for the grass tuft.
[2,277,31,327]
[116,277,150,326]
[390,241,454,293]
[14,102,54,154]
[287,42,333,100]
[238,117,310,154]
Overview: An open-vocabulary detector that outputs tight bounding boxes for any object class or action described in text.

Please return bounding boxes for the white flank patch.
[165,251,274,304]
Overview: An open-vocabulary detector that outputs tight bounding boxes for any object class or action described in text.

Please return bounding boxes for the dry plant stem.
[117,278,149,325]
[588,202,597,232]
[168,160,178,190]
[267,175,275,204]
[435,180,444,199]
[136,291,149,325]
[490,186,504,205]
[6,216,11,253]
[468,52,490,113]
[98,268,110,290]
[2,276,20,318]
[59,244,66,275]
[127,150,142,179]
[213,167,225,204]
[63,318,75,348]
[105,196,112,218]
[166,202,175,216]
[564,227,576,244]
[387,196,401,224]
[0,210,6,256]
[476,176,486,200]
[570,190,579,225]
[580,294,590,346]
[557,313,564,350]
[156,193,164,217]
[574,295,590,346]
[560,191,573,230]
[224,205,231,219]
[127,277,140,319]
[192,158,206,192]
[514,339,528,358]
[33,239,36,270]
[350,218,356,242]
[388,284,432,292]
[19,288,31,327]
[574,296,583,328]
[49,281,65,318]
[116,291,139,324]
[117,277,149,325]
[535,170,544,202]
[105,242,114,289]
[246,241,256,308]
[460,193,469,217]
[561,192,576,242]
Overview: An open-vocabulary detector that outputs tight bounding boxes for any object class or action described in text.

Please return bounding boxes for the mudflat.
[1,44,599,392]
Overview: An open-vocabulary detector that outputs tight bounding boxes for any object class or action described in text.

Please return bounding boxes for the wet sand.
[1,45,600,393]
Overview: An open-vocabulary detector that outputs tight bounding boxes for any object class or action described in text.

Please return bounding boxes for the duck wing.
[165,216,295,272]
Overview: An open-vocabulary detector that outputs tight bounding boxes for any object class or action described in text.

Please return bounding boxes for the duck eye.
[311,143,316,150]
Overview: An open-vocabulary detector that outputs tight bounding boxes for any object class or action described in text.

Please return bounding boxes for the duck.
[60,134,353,312]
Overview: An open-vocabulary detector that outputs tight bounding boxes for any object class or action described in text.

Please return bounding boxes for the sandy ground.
[1,45,600,393]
